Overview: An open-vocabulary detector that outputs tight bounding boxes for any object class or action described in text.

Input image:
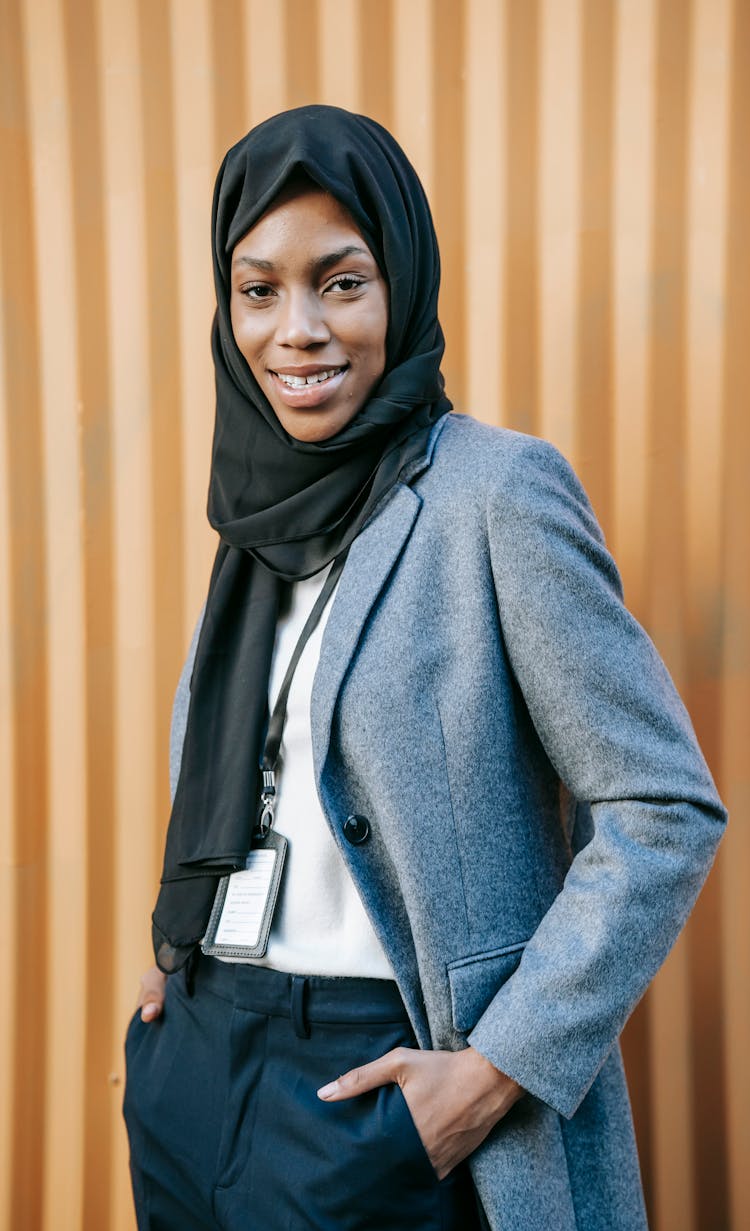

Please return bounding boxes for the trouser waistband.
[188,951,410,1038]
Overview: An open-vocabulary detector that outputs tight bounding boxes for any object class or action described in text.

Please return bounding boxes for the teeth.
[277,368,342,387]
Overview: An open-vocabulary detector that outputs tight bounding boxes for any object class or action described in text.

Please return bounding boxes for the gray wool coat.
[170,413,727,1231]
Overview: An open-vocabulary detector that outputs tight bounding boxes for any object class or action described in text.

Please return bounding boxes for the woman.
[124,105,726,1231]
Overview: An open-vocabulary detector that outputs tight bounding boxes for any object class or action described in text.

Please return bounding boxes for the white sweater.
[218,566,395,979]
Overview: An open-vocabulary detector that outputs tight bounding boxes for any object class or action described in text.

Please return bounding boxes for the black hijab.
[152,105,451,973]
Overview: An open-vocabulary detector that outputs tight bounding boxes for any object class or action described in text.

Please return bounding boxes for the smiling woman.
[122,105,726,1231]
[229,183,389,442]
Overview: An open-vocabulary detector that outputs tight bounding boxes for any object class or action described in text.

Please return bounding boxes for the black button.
[343,814,370,845]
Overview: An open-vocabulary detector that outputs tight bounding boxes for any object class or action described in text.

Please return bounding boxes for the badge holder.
[201,770,288,959]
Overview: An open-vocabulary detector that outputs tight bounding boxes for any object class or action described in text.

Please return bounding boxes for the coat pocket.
[446,940,528,1034]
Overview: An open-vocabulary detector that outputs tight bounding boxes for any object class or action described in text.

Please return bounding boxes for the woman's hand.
[136,965,167,1022]
[317,1045,524,1180]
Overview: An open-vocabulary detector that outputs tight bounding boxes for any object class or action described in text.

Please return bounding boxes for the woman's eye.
[326,275,365,293]
[242,284,275,300]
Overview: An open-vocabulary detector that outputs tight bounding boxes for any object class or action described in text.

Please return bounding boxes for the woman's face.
[230,187,389,443]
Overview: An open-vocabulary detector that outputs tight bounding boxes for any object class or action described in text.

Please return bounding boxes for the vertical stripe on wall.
[1,0,49,1225]
[721,3,750,1228]
[0,2,746,1228]
[464,0,505,426]
[538,0,580,464]
[504,0,539,437]
[576,0,614,528]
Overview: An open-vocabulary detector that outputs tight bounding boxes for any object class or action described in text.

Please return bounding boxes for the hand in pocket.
[317,1045,524,1180]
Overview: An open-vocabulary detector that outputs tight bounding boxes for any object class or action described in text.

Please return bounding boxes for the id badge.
[201,828,288,959]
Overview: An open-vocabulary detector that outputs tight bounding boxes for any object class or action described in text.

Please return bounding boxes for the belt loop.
[290,975,310,1039]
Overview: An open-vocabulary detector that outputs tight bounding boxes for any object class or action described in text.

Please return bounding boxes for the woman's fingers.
[317,1046,524,1179]
[136,965,167,1022]
[317,1046,409,1100]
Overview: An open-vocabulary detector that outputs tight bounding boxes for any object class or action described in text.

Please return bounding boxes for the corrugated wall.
[0,1,747,1228]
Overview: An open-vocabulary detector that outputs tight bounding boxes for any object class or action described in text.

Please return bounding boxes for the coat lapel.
[311,482,423,781]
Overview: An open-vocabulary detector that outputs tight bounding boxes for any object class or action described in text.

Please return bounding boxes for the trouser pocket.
[215,1014,477,1231]
[123,972,235,1230]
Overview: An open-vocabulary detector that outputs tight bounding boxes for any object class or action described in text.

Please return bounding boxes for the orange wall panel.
[1,2,747,1227]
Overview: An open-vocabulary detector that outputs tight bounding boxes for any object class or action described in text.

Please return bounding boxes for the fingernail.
[142,1003,158,1021]
[317,1081,339,1099]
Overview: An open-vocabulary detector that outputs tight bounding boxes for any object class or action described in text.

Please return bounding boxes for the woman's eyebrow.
[310,245,371,277]
[233,254,275,272]
[232,245,371,276]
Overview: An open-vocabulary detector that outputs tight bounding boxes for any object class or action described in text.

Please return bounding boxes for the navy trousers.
[123,954,481,1230]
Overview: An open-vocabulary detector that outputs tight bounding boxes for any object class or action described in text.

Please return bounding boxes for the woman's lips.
[269,366,348,408]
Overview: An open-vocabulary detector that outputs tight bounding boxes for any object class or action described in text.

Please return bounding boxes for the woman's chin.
[270,401,360,443]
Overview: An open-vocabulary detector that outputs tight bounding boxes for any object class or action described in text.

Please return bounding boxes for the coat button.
[343,814,370,845]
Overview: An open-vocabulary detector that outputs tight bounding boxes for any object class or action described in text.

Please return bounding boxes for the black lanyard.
[257,551,348,835]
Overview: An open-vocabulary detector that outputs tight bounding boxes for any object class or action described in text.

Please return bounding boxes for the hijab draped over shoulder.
[152,104,451,973]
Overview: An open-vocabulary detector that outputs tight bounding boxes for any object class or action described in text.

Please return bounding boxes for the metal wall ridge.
[1,2,746,1228]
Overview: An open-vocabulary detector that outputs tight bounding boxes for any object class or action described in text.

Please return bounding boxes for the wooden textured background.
[1,1,747,1228]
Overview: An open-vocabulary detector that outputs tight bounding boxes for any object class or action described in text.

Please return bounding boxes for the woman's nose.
[275,290,330,348]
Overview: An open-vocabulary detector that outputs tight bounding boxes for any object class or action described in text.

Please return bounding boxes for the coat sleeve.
[466,435,727,1119]
[168,605,206,803]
